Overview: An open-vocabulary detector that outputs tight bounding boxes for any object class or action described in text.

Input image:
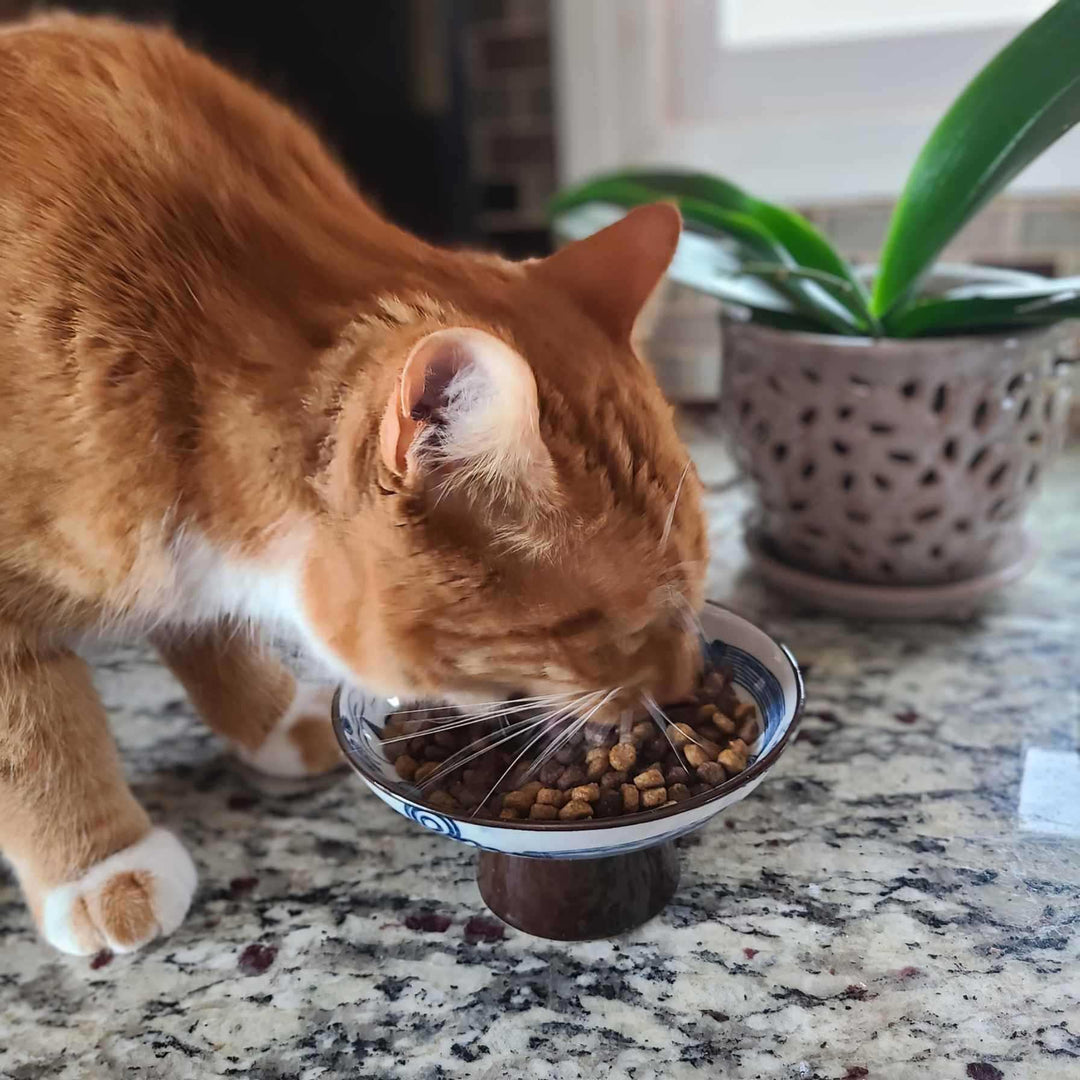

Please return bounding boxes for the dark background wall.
[0,0,558,256]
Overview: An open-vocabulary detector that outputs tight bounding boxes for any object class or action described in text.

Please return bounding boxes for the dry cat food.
[379,666,762,822]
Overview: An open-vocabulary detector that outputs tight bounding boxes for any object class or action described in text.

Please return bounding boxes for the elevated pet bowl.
[333,602,804,940]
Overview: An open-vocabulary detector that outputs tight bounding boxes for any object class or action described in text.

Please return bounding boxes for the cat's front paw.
[234,682,344,780]
[40,828,197,956]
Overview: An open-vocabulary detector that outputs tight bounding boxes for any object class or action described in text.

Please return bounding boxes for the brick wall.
[465,0,556,257]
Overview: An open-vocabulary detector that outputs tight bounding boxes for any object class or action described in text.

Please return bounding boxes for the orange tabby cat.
[0,15,706,956]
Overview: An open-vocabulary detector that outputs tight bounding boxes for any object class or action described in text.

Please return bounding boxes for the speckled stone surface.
[2,437,1077,1080]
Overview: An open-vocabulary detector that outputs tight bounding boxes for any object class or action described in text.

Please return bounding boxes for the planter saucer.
[745,530,1038,620]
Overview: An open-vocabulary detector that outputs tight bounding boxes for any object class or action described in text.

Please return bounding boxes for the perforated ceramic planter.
[721,316,1074,587]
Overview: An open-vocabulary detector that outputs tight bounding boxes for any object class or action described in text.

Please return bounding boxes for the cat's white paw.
[234,682,342,779]
[41,828,197,956]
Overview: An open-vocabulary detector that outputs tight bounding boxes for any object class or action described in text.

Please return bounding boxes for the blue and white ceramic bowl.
[332,602,804,860]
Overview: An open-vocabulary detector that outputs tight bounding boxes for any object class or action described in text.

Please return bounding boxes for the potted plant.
[550,0,1079,616]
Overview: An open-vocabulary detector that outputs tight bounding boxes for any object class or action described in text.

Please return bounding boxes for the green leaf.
[873,0,1080,318]
[608,170,877,330]
[550,176,863,334]
[885,289,1080,337]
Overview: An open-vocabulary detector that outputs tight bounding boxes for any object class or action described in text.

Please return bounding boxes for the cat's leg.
[0,644,197,955]
[155,624,343,779]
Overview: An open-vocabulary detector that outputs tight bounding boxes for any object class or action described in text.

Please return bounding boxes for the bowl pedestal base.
[476,842,680,941]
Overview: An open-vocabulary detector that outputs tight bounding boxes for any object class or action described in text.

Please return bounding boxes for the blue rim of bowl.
[331,601,806,833]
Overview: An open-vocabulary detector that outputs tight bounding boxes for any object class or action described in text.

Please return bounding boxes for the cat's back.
[0,16,369,624]
[0,16,219,201]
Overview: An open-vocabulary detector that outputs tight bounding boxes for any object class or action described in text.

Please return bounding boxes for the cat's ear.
[531,202,681,341]
[379,327,554,496]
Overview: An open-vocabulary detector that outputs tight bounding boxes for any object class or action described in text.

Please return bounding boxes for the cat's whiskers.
[660,461,692,552]
[523,687,621,785]
[642,691,711,751]
[470,691,609,817]
[416,713,559,790]
[658,558,706,585]
[379,691,578,744]
[643,693,685,760]
[672,590,709,646]
[416,691,601,789]
[389,691,576,716]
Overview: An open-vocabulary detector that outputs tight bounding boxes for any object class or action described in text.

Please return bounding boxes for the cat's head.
[304,204,707,718]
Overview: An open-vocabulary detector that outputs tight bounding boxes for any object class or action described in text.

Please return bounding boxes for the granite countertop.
[2,435,1077,1080]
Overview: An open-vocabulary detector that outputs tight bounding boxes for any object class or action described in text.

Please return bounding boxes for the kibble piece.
[689,782,709,797]
[684,744,712,768]
[502,789,536,813]
[394,754,419,782]
[596,789,623,817]
[519,780,543,800]
[423,744,450,762]
[718,748,747,775]
[696,760,726,785]
[499,807,520,820]
[712,713,737,737]
[600,769,629,790]
[697,702,719,722]
[734,701,757,722]
[621,783,640,813]
[669,782,691,802]
[729,738,748,757]
[535,787,566,807]
[414,760,442,784]
[630,720,655,745]
[641,786,668,809]
[556,764,587,791]
[538,760,563,786]
[506,762,536,790]
[558,799,594,821]
[608,741,638,772]
[643,736,669,763]
[669,723,697,747]
[434,728,460,749]
[633,767,665,790]
[382,734,408,762]
[585,747,610,780]
[529,802,559,821]
[665,761,690,784]
[428,790,459,811]
[737,717,761,743]
[556,743,580,766]
[570,783,601,804]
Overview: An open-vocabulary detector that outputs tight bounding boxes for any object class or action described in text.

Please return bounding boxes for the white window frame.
[553,0,1080,206]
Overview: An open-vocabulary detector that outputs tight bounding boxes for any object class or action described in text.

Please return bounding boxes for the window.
[717,0,1054,50]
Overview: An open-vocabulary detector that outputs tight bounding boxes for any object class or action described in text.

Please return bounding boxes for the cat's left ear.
[379,327,554,497]
[531,202,681,341]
